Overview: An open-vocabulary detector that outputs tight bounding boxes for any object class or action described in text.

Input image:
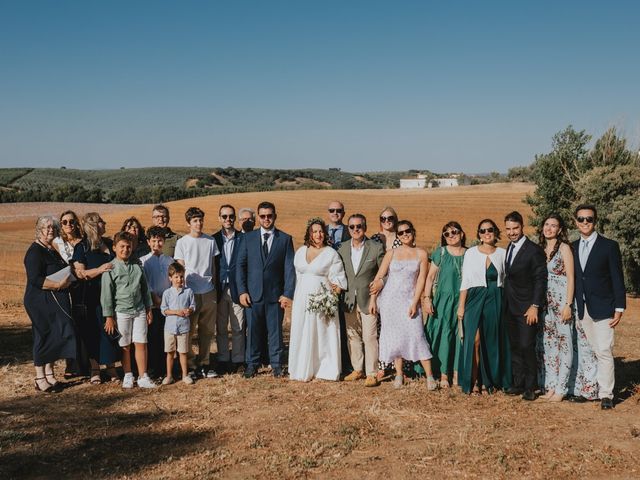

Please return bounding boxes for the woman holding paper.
[23,216,77,393]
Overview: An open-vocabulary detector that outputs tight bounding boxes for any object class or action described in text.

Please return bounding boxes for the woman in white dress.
[289,218,347,382]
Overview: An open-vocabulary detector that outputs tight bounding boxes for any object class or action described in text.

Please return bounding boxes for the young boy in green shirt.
[102,231,156,389]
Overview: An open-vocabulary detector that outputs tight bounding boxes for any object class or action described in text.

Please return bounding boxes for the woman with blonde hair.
[53,210,84,263]
[72,213,120,384]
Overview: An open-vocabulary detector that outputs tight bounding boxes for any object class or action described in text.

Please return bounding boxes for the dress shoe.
[600,398,614,410]
[566,395,588,403]
[344,370,365,381]
[272,367,284,378]
[364,375,380,387]
[243,366,257,378]
[522,390,537,401]
[505,387,524,396]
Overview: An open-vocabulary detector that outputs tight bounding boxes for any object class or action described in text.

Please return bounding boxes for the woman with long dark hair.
[423,221,467,388]
[536,214,576,402]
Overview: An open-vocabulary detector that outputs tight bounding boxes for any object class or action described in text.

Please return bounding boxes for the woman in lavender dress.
[371,220,437,390]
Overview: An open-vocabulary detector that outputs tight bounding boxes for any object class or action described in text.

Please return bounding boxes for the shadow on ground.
[0,390,218,478]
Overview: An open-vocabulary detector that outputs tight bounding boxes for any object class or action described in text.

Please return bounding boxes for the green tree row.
[526,126,640,293]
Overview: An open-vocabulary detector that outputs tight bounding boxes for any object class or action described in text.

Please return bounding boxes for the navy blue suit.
[213,229,243,304]
[236,228,296,368]
[573,235,626,320]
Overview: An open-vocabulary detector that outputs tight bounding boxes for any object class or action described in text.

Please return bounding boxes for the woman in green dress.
[457,219,511,394]
[423,221,466,388]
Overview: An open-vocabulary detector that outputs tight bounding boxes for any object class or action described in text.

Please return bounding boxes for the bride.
[288,218,347,382]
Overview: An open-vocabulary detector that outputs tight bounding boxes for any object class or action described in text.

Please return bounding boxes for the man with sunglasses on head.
[326,201,350,250]
[151,204,181,257]
[213,205,246,375]
[236,201,296,378]
[572,204,625,410]
[503,211,547,401]
[338,214,385,387]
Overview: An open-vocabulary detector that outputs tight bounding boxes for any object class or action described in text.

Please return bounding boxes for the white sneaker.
[161,376,174,386]
[122,374,135,389]
[137,375,158,389]
[205,368,219,378]
[182,375,194,385]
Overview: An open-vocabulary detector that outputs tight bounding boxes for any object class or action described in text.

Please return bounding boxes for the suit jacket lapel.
[342,243,355,279]
[510,238,529,270]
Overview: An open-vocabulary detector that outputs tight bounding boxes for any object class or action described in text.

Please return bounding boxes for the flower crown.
[306,217,324,229]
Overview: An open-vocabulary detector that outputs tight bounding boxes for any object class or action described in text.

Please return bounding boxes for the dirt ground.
[1,187,639,479]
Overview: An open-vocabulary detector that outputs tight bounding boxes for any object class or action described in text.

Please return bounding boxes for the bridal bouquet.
[307,283,339,319]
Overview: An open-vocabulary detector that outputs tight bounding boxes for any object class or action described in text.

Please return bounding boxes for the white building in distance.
[399,174,428,189]
[400,174,459,189]
[428,178,459,188]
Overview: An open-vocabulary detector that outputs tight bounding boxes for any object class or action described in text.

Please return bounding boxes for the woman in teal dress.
[457,219,511,394]
[423,221,466,388]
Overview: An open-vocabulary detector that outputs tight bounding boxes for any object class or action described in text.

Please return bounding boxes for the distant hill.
[0,167,512,204]
[0,167,415,204]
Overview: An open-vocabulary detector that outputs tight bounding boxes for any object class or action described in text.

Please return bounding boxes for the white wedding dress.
[288,246,347,382]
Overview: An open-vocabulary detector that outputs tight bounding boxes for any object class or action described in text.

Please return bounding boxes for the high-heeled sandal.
[34,377,54,393]
[45,373,59,388]
[90,368,102,385]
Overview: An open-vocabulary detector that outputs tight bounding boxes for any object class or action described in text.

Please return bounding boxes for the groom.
[236,201,296,378]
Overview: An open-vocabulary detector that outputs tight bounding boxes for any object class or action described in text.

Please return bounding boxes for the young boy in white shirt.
[174,207,220,378]
[161,262,196,385]
[140,226,174,379]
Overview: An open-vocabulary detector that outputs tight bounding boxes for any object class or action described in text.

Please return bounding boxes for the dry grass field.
[1,184,639,479]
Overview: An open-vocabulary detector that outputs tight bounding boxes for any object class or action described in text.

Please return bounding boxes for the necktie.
[330,228,338,245]
[506,243,514,267]
[262,232,270,258]
[580,239,588,271]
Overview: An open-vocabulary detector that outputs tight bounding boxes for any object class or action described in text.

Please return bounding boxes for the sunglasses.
[61,219,76,226]
[328,208,344,214]
[397,228,413,236]
[220,214,236,220]
[576,216,595,224]
[479,227,495,234]
[259,214,274,220]
[348,224,363,230]
[380,215,396,223]
[443,229,460,238]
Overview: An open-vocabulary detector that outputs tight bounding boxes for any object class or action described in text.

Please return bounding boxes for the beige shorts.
[116,310,148,347]
[164,332,189,354]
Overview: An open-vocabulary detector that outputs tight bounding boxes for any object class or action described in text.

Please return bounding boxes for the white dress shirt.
[506,234,527,266]
[350,238,365,272]
[578,231,598,269]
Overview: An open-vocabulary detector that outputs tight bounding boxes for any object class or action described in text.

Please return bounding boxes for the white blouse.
[459,245,506,291]
[52,237,75,264]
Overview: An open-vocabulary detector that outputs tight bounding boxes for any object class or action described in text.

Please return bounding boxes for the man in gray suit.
[338,214,384,387]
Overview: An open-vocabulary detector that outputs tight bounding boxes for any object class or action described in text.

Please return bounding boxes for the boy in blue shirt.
[161,262,196,385]
[140,226,174,379]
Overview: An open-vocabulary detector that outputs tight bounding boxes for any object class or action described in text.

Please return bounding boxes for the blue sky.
[1,1,639,172]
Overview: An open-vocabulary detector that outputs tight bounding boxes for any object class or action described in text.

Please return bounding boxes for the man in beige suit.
[338,214,385,387]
